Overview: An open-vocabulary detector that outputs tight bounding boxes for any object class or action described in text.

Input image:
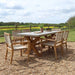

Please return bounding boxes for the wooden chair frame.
[4,32,28,64]
[63,30,69,52]
[41,31,64,59]
[12,30,24,42]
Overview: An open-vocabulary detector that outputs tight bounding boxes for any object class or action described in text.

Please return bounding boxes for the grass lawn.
[0,30,75,43]
[68,30,75,42]
[0,37,5,43]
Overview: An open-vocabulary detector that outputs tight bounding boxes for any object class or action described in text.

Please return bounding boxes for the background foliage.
[0,16,75,43]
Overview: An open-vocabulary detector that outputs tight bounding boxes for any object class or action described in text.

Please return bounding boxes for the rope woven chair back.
[22,29,30,32]
[4,32,12,47]
[55,31,63,43]
[63,31,69,40]
[12,30,21,37]
[52,28,61,31]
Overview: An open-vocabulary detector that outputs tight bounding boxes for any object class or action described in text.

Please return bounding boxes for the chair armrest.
[47,39,56,41]
[12,40,28,45]
[12,42,23,45]
[40,38,55,42]
[12,36,24,41]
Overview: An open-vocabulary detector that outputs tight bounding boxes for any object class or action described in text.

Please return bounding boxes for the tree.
[66,16,75,29]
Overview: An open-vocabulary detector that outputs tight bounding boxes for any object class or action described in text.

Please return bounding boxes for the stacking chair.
[41,31,64,59]
[4,32,28,64]
[51,28,61,39]
[22,29,31,41]
[63,31,69,52]
[12,30,23,43]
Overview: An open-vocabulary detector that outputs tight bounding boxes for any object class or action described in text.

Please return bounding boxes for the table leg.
[25,36,41,57]
[31,43,41,56]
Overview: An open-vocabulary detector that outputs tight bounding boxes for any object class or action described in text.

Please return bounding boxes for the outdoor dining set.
[4,29,69,64]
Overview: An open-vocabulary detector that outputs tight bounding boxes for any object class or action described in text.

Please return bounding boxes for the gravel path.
[0,42,75,75]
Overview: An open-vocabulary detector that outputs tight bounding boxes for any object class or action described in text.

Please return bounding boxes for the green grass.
[0,37,5,43]
[0,36,13,43]
[68,30,75,42]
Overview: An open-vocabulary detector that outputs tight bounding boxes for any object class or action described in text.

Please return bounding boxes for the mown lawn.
[68,30,75,42]
[0,30,75,43]
[0,37,5,43]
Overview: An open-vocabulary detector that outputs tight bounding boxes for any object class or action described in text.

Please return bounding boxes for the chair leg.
[5,48,8,60]
[54,46,57,60]
[60,45,64,56]
[10,50,14,64]
[20,50,22,56]
[52,47,54,50]
[40,44,43,54]
[48,46,50,49]
[66,43,68,52]
[27,50,30,63]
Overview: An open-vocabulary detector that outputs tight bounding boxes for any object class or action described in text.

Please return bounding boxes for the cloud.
[36,4,40,7]
[38,6,75,15]
[0,2,24,10]
[0,9,15,16]
[6,5,24,10]
[0,0,75,23]
[0,3,6,8]
[24,12,33,16]
[61,8,75,13]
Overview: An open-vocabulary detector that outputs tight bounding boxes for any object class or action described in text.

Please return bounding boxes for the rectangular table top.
[18,31,59,37]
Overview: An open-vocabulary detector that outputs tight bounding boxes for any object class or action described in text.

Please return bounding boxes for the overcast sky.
[0,0,75,23]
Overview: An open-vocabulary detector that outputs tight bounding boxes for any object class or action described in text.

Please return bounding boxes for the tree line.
[0,22,67,27]
[0,16,75,29]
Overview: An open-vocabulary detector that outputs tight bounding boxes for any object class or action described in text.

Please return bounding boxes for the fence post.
[30,24,31,31]
[48,24,49,28]
[15,23,18,30]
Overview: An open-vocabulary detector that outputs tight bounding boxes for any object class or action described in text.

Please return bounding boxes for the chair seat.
[13,40,28,43]
[13,44,28,50]
[13,40,21,43]
[36,40,40,43]
[63,40,66,44]
[43,41,61,46]
[24,40,28,42]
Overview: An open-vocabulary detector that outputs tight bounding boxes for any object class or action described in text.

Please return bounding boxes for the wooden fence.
[0,25,68,37]
[0,25,51,37]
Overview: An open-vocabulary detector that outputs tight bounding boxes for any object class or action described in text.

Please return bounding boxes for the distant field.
[0,26,55,36]
[0,25,30,27]
[0,25,72,43]
[0,29,75,43]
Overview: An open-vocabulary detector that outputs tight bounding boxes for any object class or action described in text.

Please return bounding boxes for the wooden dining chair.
[41,31,64,59]
[12,30,24,43]
[22,29,31,41]
[51,28,61,40]
[63,30,69,52]
[4,32,28,64]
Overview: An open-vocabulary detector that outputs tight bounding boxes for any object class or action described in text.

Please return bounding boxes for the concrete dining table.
[18,31,59,60]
